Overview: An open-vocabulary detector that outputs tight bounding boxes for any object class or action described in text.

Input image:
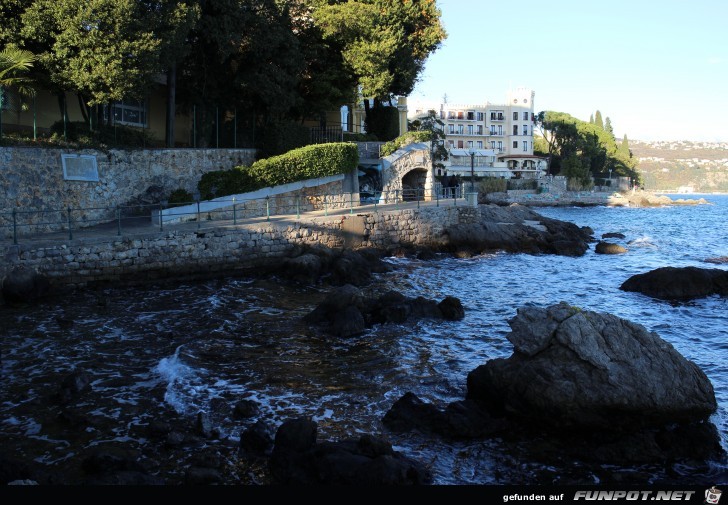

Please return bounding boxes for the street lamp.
[609,168,612,187]
[469,149,476,194]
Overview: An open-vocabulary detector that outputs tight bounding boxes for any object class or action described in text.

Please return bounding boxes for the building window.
[498,125,503,135]
[523,125,528,135]
[468,125,474,135]
[448,140,455,148]
[513,111,518,120]
[477,141,483,148]
[523,141,528,152]
[513,125,518,135]
[497,141,503,151]
[490,127,496,135]
[448,124,455,134]
[491,141,496,149]
[477,125,483,135]
[467,140,473,148]
[457,111,464,119]
[457,125,464,134]
[457,140,464,148]
[467,111,474,120]
[476,112,484,121]
[448,111,455,119]
[523,112,529,120]
[513,141,518,148]
[110,99,147,127]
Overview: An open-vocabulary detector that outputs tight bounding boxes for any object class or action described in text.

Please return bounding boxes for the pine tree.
[621,134,629,151]
[604,117,614,138]
[589,113,594,124]
[594,110,604,129]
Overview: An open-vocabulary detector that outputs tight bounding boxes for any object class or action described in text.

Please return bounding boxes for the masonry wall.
[0,147,256,236]
[1,206,479,289]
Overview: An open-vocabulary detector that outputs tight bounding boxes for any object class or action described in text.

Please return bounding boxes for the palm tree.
[0,46,36,93]
[0,46,36,137]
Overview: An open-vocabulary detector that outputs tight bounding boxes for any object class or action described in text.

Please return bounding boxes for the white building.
[409,88,548,179]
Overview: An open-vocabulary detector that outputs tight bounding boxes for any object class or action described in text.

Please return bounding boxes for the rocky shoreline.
[483,190,711,208]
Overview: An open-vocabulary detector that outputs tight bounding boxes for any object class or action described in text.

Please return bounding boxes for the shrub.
[380,131,431,157]
[167,188,194,207]
[479,177,507,194]
[197,143,359,199]
[343,132,379,142]
[48,120,157,148]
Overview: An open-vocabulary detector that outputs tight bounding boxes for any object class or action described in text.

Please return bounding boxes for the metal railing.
[1,188,468,245]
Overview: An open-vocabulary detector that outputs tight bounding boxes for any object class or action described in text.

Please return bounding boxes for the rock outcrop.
[304,285,464,337]
[385,302,722,464]
[280,247,390,287]
[441,205,593,257]
[269,418,430,485]
[621,266,728,300]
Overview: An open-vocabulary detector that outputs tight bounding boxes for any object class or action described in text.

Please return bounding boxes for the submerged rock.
[1,266,50,304]
[269,418,430,485]
[621,266,728,300]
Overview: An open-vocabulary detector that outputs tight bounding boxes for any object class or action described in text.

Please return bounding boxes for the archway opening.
[401,168,427,201]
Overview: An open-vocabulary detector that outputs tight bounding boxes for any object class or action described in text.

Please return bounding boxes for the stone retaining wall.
[0,147,256,236]
[1,205,481,289]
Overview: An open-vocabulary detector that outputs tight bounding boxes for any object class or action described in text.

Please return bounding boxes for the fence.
[1,188,468,245]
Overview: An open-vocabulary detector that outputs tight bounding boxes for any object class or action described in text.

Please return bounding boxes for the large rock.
[620,266,728,300]
[595,241,627,254]
[1,266,50,304]
[467,302,717,431]
[440,205,593,257]
[269,418,429,485]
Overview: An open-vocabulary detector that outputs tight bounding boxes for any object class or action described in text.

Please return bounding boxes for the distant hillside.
[632,140,728,192]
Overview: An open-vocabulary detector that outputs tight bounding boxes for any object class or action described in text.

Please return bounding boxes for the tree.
[21,0,164,107]
[594,110,604,130]
[0,46,36,95]
[410,109,448,172]
[604,116,614,139]
[589,113,594,124]
[313,0,446,123]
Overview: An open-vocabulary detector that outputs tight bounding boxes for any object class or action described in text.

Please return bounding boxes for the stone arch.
[378,143,434,203]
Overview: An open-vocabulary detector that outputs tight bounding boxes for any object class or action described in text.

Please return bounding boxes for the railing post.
[116,206,121,236]
[266,196,270,221]
[436,187,439,207]
[395,189,399,210]
[417,189,420,209]
[233,197,237,225]
[349,192,353,215]
[296,194,300,219]
[324,194,328,217]
[159,202,164,231]
[67,206,73,240]
[196,199,201,228]
[12,208,17,245]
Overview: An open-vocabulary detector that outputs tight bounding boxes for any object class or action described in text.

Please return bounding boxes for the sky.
[410,0,728,142]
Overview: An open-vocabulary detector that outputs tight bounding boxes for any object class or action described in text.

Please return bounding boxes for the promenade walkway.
[1,195,469,249]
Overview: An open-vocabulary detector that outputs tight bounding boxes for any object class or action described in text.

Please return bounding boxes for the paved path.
[1,196,469,249]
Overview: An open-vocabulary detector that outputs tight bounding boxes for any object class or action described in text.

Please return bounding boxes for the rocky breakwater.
[439,204,594,257]
[385,302,722,467]
[621,266,728,301]
[608,191,711,207]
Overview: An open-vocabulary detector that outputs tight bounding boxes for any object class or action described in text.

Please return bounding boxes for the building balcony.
[489,115,505,121]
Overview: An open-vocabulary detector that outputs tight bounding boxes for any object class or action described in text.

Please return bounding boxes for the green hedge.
[198,142,359,199]
[479,177,507,193]
[380,131,431,157]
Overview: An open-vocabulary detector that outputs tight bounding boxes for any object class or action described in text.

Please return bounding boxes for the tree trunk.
[77,94,89,125]
[165,63,176,148]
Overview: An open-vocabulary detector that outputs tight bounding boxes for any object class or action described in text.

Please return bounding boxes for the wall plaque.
[62,154,99,182]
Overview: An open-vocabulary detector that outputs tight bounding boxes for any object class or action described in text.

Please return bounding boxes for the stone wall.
[1,205,480,289]
[0,147,256,236]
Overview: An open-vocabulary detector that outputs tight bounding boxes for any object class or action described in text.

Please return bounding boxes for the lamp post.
[469,149,476,194]
[609,168,612,187]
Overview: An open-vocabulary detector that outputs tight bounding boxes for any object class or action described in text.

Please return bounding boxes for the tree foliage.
[535,110,639,184]
[0,46,36,96]
[409,109,448,171]
[594,110,604,130]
